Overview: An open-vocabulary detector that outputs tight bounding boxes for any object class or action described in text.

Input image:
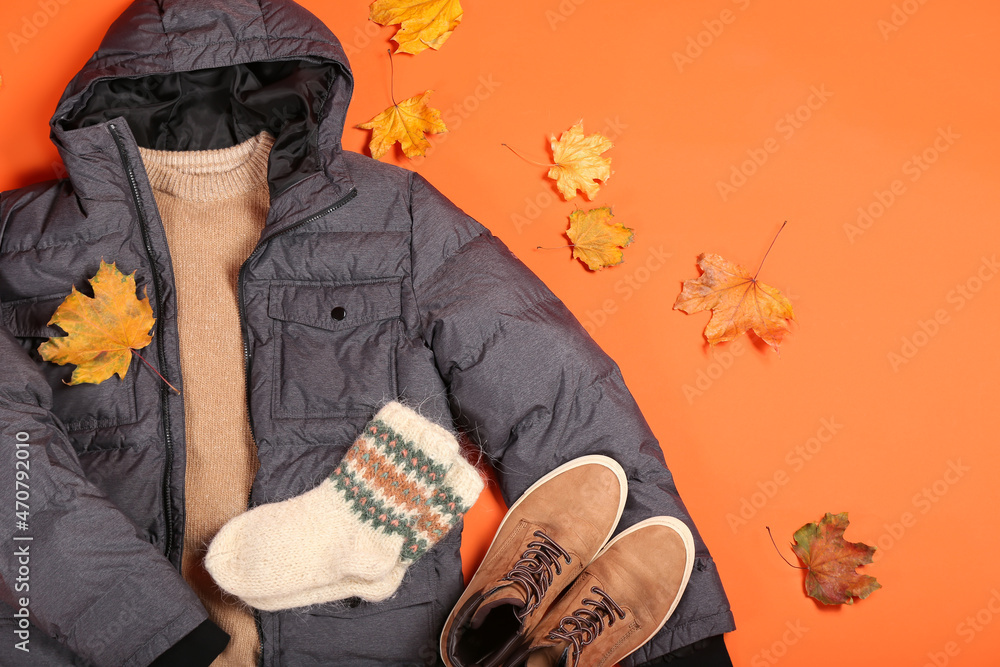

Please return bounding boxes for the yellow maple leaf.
[566,207,633,271]
[673,252,794,351]
[548,122,613,201]
[356,90,448,160]
[38,260,155,385]
[369,0,463,55]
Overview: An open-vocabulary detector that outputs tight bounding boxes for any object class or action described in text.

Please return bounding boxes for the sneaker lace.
[546,586,626,660]
[501,530,572,620]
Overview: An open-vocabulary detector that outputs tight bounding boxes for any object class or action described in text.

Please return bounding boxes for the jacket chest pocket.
[1,293,139,434]
[268,278,402,419]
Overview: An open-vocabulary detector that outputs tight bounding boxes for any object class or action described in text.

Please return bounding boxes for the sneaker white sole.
[597,515,696,663]
[439,454,629,664]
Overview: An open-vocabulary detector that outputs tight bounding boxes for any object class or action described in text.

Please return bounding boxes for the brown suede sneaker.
[504,516,695,667]
[440,455,628,667]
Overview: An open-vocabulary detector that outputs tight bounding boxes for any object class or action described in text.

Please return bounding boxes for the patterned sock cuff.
[439,456,486,519]
[331,402,481,563]
[372,402,462,471]
[403,456,484,564]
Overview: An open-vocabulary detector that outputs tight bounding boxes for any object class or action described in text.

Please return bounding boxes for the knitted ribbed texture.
[138,131,274,667]
[205,402,485,612]
[332,402,484,561]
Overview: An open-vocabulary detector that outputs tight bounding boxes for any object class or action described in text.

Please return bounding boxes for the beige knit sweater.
[138,131,274,666]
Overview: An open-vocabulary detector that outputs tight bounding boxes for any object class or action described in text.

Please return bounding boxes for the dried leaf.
[548,122,613,201]
[356,90,448,160]
[369,0,463,55]
[38,260,154,385]
[673,253,794,351]
[566,207,633,271]
[792,512,881,605]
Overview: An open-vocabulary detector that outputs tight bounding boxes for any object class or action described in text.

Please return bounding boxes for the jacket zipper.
[108,123,177,562]
[237,186,357,666]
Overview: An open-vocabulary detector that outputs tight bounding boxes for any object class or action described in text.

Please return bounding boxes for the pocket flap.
[1,292,70,338]
[267,279,402,332]
[305,569,436,619]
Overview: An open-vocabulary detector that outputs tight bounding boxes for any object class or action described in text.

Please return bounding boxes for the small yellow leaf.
[548,122,613,201]
[38,260,155,385]
[356,90,448,160]
[566,207,634,271]
[369,0,463,55]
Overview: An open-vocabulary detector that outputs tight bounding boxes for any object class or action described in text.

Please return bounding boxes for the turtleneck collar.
[137,131,274,202]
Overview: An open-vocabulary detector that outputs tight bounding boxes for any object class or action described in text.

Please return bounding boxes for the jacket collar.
[51,120,355,243]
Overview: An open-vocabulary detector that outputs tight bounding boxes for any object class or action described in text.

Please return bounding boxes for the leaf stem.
[753,220,788,281]
[387,48,398,107]
[766,526,807,570]
[535,244,575,250]
[502,143,557,168]
[132,349,180,395]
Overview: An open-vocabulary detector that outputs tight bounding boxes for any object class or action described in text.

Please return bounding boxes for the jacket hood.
[50,0,353,196]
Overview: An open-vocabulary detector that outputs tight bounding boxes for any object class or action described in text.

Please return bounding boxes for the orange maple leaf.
[566,207,633,271]
[673,226,794,351]
[38,260,155,385]
[548,122,613,201]
[791,512,881,605]
[356,90,448,160]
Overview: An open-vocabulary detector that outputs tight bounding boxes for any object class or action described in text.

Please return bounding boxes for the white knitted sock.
[231,453,484,610]
[205,402,484,611]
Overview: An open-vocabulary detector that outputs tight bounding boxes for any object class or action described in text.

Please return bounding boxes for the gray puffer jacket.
[0,0,734,665]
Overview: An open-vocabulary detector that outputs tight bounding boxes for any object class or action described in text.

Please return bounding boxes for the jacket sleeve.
[408,173,735,662]
[0,195,225,666]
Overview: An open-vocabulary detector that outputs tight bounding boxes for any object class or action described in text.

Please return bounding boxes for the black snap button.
[331,306,347,321]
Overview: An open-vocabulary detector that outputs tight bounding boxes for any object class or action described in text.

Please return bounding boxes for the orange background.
[2,1,999,665]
